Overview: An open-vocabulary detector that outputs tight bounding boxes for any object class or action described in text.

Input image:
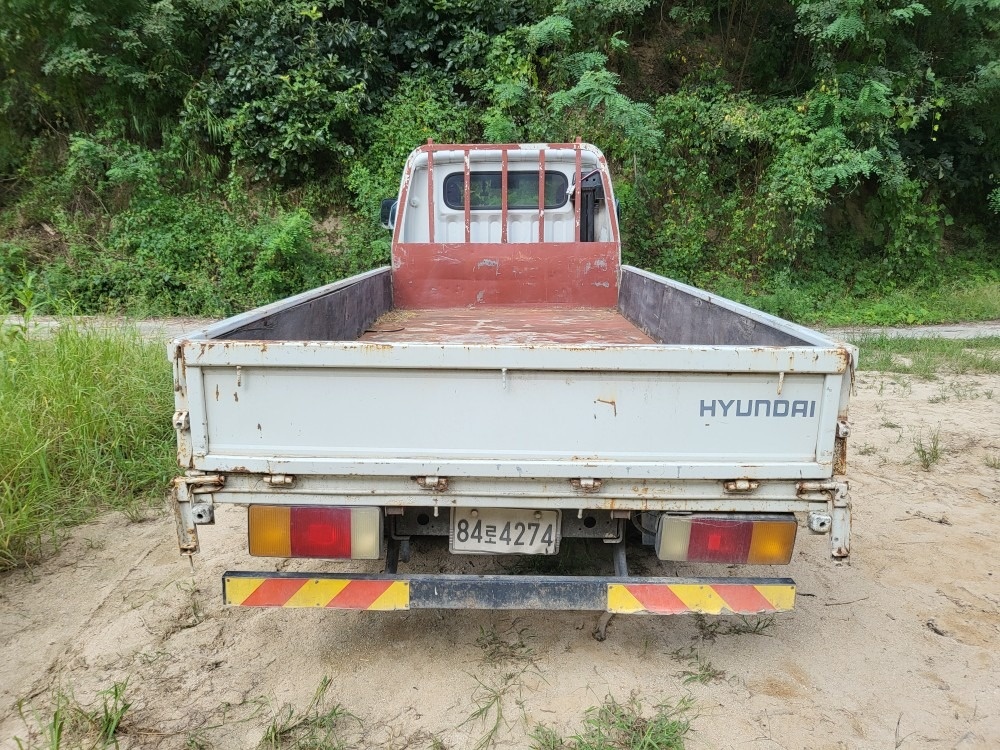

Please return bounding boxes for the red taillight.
[656,514,797,564]
[688,519,753,563]
[248,506,382,559]
[290,507,352,558]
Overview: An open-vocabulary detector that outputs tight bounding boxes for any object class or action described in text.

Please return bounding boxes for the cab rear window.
[442,170,569,210]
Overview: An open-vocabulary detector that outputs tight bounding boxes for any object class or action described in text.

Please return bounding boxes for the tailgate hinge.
[183,471,225,494]
[415,476,449,492]
[796,480,851,559]
[171,472,226,555]
[571,478,603,493]
[796,480,849,505]
[723,479,760,494]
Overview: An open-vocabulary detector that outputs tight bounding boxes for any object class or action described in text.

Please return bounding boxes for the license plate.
[450,508,561,555]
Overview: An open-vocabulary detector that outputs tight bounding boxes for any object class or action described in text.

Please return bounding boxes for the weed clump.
[258,677,357,750]
[15,680,132,749]
[463,622,542,750]
[912,429,943,471]
[531,694,691,750]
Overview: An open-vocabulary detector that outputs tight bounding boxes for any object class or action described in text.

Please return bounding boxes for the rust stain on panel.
[595,398,618,416]
[833,347,850,373]
[833,436,848,475]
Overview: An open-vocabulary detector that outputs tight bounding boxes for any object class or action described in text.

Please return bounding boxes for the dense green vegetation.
[1,0,998,322]
[0,323,175,570]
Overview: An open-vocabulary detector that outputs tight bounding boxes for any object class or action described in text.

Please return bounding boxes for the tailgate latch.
[571,478,603,493]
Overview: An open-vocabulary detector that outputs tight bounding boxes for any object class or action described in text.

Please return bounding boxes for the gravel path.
[823,320,1000,340]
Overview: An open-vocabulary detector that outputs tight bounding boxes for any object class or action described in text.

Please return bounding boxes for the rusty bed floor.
[359,306,655,345]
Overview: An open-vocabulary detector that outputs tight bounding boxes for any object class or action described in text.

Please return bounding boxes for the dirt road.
[13,315,1000,341]
[2,371,999,748]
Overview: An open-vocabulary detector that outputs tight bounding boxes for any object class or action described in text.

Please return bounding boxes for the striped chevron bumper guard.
[223,572,795,614]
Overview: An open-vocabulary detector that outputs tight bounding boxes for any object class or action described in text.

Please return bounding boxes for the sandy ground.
[2,371,999,749]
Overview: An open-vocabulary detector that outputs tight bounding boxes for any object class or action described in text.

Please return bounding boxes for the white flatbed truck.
[170,141,855,636]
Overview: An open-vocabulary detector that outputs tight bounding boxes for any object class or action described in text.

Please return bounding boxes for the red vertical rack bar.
[463,148,471,243]
[573,139,582,243]
[538,149,546,242]
[426,140,435,244]
[501,149,509,244]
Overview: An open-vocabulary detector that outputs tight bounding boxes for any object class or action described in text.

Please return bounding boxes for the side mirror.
[379,198,398,230]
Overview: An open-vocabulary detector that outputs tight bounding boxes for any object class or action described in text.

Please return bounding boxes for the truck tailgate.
[174,340,849,480]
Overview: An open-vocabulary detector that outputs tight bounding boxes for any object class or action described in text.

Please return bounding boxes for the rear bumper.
[222,572,795,615]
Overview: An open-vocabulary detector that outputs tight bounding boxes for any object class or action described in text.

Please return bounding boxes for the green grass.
[463,623,542,750]
[669,648,726,685]
[15,681,132,750]
[259,677,357,750]
[0,321,175,570]
[815,281,1000,326]
[15,675,692,749]
[694,614,777,640]
[531,695,691,750]
[912,429,943,471]
[725,277,1000,328]
[850,335,1000,377]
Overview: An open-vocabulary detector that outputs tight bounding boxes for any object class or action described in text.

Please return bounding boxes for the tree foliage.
[0,0,998,318]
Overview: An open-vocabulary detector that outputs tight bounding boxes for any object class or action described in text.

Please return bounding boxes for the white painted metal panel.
[192,365,839,479]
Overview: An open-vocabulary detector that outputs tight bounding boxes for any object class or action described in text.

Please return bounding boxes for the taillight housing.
[248,506,383,559]
[656,514,797,565]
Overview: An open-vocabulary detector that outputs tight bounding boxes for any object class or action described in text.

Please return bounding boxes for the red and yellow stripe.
[224,575,793,615]
[607,582,794,615]
[225,576,409,610]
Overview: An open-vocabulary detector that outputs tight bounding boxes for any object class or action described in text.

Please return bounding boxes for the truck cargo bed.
[208,266,822,348]
[360,306,655,345]
[170,266,854,484]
